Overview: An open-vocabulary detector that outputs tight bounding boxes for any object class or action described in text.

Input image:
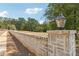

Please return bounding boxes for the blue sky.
[0,3,48,23]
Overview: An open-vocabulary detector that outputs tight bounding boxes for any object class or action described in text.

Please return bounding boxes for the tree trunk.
[74,10,76,30]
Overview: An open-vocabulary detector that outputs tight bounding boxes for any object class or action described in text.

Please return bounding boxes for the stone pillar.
[47,30,76,56]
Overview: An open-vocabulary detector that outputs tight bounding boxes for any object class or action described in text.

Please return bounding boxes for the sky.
[0,3,48,24]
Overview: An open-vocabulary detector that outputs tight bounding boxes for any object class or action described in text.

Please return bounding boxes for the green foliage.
[26,17,39,31]
[44,4,79,30]
[35,25,43,32]
[15,18,26,30]
[0,17,16,30]
[0,17,46,32]
[0,16,56,32]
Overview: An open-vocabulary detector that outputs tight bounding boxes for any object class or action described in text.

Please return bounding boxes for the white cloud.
[0,11,8,17]
[39,20,44,24]
[25,8,43,14]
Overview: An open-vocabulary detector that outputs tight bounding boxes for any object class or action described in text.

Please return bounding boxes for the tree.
[26,17,39,31]
[44,4,79,30]
[16,17,26,30]
[35,25,43,32]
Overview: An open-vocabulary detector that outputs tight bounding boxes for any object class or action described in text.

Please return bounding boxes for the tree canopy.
[44,4,79,30]
[0,17,49,32]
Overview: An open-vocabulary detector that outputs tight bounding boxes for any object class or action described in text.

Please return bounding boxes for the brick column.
[47,30,76,56]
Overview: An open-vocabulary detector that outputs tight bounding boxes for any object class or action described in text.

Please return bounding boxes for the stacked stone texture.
[10,30,76,56]
[48,30,76,56]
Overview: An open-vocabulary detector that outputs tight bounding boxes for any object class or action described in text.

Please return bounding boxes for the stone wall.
[0,31,8,56]
[10,30,76,56]
[10,31,48,56]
